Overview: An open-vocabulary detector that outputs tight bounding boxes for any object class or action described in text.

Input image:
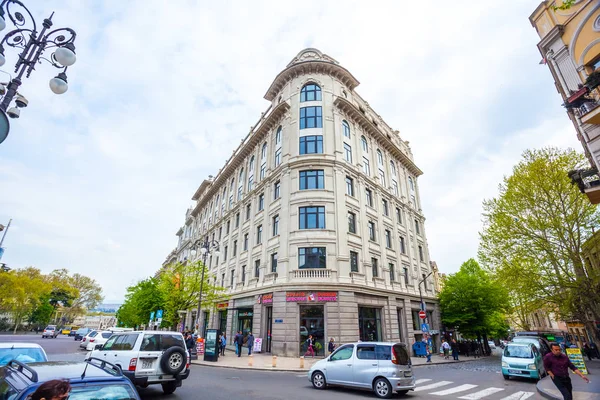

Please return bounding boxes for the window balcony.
[289,268,336,281]
[569,168,600,204]
[565,87,600,124]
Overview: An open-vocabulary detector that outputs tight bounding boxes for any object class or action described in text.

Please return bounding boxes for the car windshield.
[67,384,137,400]
[504,345,533,358]
[513,338,539,348]
[76,328,88,334]
[0,347,47,366]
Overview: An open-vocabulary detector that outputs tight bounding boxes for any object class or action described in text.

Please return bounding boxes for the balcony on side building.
[289,268,337,282]
[569,168,600,204]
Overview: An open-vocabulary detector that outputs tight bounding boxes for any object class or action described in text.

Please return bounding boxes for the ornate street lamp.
[190,238,220,338]
[0,0,77,144]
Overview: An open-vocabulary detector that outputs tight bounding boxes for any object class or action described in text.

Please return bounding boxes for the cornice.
[538,24,564,51]
[192,179,213,201]
[334,97,423,177]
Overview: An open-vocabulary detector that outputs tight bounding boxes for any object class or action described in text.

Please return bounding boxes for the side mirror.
[95,344,103,350]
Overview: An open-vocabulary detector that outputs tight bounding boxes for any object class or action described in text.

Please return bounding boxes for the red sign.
[286,291,337,302]
[261,293,273,304]
[419,310,426,319]
[216,302,229,310]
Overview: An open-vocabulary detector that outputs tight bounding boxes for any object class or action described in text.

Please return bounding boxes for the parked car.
[84,331,114,351]
[488,340,496,349]
[79,330,98,349]
[74,327,92,341]
[41,325,59,338]
[308,342,414,398]
[61,328,71,335]
[502,342,546,381]
[0,343,48,366]
[69,329,77,337]
[511,336,551,356]
[88,330,190,394]
[0,358,141,400]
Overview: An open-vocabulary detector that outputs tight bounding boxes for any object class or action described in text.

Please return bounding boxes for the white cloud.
[0,0,583,301]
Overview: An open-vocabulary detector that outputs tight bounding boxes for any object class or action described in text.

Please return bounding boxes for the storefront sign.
[257,293,273,304]
[253,338,262,353]
[566,348,588,374]
[286,291,337,302]
[216,302,229,310]
[196,339,205,356]
[238,311,253,317]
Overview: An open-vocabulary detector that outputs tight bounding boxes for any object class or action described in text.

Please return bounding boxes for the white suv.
[88,330,190,394]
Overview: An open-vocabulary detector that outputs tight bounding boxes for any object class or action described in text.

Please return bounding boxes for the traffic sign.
[421,323,429,333]
[419,310,426,319]
[156,309,163,319]
[150,311,155,320]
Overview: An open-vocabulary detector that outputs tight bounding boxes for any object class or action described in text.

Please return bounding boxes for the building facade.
[530,1,600,203]
[165,48,439,357]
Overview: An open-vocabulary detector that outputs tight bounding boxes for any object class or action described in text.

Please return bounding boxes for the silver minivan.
[307,342,415,398]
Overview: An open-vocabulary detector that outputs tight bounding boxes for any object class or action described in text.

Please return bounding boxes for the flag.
[539,57,547,65]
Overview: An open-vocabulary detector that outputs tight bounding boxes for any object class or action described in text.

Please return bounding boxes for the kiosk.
[203,329,219,362]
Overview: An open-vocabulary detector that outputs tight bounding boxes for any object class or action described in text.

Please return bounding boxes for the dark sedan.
[74,327,92,341]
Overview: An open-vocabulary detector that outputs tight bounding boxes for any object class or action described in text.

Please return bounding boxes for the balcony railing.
[290,269,334,280]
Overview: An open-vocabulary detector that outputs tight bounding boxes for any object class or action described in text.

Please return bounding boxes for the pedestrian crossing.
[414,379,535,399]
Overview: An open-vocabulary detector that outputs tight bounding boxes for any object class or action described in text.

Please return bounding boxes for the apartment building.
[530,1,600,203]
[165,48,438,356]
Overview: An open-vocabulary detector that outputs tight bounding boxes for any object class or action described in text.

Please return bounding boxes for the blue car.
[0,357,141,400]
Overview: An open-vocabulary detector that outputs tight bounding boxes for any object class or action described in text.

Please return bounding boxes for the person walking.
[426,343,432,363]
[543,342,589,400]
[220,333,227,356]
[31,379,71,400]
[442,339,450,360]
[583,344,592,361]
[235,331,244,357]
[305,334,315,358]
[328,338,336,354]
[451,339,459,361]
[247,332,255,355]
[184,332,195,359]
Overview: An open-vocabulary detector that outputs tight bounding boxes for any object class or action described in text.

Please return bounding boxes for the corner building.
[166,49,439,357]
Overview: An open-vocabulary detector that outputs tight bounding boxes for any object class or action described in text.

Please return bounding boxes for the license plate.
[142,359,153,369]
[508,369,524,374]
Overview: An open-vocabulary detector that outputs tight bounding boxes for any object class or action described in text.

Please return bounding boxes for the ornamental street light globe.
[49,73,68,94]
[54,44,76,67]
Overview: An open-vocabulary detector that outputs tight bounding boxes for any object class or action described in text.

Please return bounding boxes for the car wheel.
[374,378,393,399]
[160,347,187,375]
[503,374,509,380]
[161,381,177,394]
[311,371,326,389]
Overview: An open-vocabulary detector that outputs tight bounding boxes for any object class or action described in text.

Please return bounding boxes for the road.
[1,335,540,399]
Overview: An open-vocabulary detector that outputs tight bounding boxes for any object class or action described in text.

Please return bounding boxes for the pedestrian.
[583,344,592,361]
[442,339,450,360]
[543,342,589,400]
[305,334,315,358]
[328,338,336,354]
[591,342,599,359]
[247,332,255,355]
[184,332,195,359]
[451,339,459,361]
[235,331,244,357]
[426,344,432,363]
[221,333,227,356]
[31,379,71,400]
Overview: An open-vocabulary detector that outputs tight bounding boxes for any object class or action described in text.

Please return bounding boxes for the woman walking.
[305,335,315,358]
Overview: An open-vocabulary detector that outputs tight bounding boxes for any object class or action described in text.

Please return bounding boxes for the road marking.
[459,387,505,399]
[430,384,478,396]
[499,391,535,400]
[415,378,432,384]
[413,381,453,392]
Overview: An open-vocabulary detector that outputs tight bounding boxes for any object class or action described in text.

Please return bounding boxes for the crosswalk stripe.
[413,381,453,392]
[459,387,505,399]
[415,378,432,384]
[430,384,478,396]
[499,392,534,400]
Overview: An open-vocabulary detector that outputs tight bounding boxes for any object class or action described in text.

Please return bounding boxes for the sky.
[0,0,582,303]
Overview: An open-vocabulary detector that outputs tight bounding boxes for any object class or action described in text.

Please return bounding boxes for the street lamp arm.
[1,0,36,31]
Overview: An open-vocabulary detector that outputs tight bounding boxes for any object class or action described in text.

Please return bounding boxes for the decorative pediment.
[286,48,339,68]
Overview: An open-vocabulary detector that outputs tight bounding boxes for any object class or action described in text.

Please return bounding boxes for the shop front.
[216,302,228,334]
[257,293,273,353]
[358,307,382,342]
[237,309,253,344]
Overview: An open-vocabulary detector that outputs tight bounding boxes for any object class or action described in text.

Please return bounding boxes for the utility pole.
[0,218,11,261]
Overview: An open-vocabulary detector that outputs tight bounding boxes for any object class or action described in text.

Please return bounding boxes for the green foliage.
[117,277,163,328]
[28,295,54,329]
[438,259,509,338]
[551,0,576,11]
[479,147,600,341]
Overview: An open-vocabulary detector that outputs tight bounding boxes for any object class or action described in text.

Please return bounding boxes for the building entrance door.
[265,306,272,353]
[299,305,324,357]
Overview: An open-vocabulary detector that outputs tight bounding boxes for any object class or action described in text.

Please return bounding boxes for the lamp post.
[0,0,77,144]
[418,271,433,316]
[190,237,220,338]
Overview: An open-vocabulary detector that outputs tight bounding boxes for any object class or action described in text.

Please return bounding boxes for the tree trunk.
[12,314,21,335]
[482,332,491,356]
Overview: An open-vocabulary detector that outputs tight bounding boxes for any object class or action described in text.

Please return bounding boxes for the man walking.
[451,339,459,361]
[235,331,244,357]
[247,332,255,355]
[184,332,195,359]
[543,342,589,400]
[442,339,450,360]
[220,333,226,356]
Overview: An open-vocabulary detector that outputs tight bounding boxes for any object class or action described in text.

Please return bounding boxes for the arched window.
[342,120,351,138]
[300,83,322,102]
[361,136,368,152]
[276,126,282,145]
[261,143,268,159]
[377,149,384,165]
[239,168,244,182]
[249,156,255,172]
[390,161,397,176]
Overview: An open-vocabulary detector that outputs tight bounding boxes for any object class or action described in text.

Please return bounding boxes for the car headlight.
[528,364,537,370]
[502,361,508,367]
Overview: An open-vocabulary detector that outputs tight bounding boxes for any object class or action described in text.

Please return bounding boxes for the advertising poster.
[253,338,262,353]
[196,340,205,356]
[566,348,588,374]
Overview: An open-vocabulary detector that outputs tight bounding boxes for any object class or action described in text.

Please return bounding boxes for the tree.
[479,147,600,343]
[60,272,104,322]
[28,294,54,330]
[117,278,164,328]
[438,259,510,350]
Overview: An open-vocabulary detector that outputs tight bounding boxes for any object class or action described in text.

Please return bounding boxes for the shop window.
[299,305,324,356]
[359,307,382,342]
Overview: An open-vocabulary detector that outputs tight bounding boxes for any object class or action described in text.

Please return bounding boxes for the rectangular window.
[223,246,228,261]
[422,273,428,290]
[235,213,240,228]
[344,143,352,162]
[419,245,424,262]
[271,252,278,273]
[243,234,249,251]
[237,187,243,201]
[221,273,225,288]
[274,181,280,199]
[299,135,323,154]
[256,225,263,244]
[230,269,235,287]
[258,193,264,211]
[350,251,359,272]
[298,247,326,269]
[389,263,396,282]
[403,266,409,284]
[385,230,392,249]
[229,195,233,209]
[382,199,389,216]
[276,128,281,145]
[363,156,370,176]
[299,106,323,129]
[219,227,222,240]
[272,214,279,236]
[392,180,399,196]
[299,170,324,190]
[379,170,386,187]
[365,188,373,207]
[247,176,254,192]
[400,237,406,254]
[348,212,356,233]
[241,265,246,284]
[371,257,379,277]
[226,220,230,234]
[299,206,325,229]
[346,176,354,196]
[368,221,376,241]
[233,240,237,256]
[255,259,260,278]
[396,208,402,224]
[415,219,420,234]
[260,164,266,180]
[274,148,281,166]
[246,204,251,220]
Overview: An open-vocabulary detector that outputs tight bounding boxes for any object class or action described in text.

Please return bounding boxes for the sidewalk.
[537,359,600,400]
[191,351,479,372]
